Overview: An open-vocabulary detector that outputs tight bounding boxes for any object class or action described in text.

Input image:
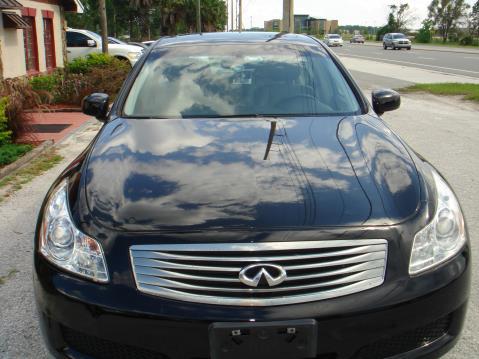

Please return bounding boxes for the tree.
[65,0,227,40]
[470,0,479,37]
[428,0,470,42]
[129,0,154,40]
[99,0,109,53]
[416,19,434,43]
[392,3,415,32]
[376,3,414,40]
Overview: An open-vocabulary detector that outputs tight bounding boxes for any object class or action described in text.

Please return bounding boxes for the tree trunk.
[98,0,109,53]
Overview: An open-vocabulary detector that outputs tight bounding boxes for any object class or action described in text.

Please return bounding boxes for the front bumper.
[34,247,470,359]
[392,43,411,48]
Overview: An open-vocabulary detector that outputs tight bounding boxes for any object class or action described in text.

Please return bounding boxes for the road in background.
[332,43,479,79]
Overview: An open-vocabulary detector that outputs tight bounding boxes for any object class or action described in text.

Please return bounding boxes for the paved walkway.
[21,111,91,144]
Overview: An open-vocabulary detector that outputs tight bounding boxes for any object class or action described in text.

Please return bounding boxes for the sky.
[228,0,476,30]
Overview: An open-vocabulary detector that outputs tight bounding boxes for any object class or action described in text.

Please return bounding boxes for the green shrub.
[0,78,37,141]
[0,97,12,146]
[0,143,32,166]
[30,73,61,92]
[57,73,94,105]
[66,53,119,74]
[416,20,433,43]
[459,36,474,46]
[60,54,130,105]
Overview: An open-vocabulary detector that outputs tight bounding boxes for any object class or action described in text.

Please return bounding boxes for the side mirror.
[87,39,96,47]
[82,93,109,122]
[372,89,401,116]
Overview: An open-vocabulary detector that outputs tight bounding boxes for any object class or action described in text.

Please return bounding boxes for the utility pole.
[197,0,201,33]
[236,0,238,31]
[239,0,242,31]
[282,0,294,33]
[230,0,234,31]
[98,0,108,53]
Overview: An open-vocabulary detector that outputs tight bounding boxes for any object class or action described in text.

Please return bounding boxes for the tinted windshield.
[109,37,126,44]
[123,44,361,118]
[87,31,102,42]
[329,35,341,39]
[393,34,406,39]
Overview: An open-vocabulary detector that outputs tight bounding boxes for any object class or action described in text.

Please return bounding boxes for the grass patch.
[0,269,19,285]
[0,149,63,201]
[0,143,33,166]
[400,83,479,103]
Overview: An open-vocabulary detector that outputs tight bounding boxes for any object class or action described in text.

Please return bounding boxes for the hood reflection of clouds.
[86,116,418,229]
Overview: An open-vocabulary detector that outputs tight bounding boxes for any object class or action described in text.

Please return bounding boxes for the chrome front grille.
[130,239,388,306]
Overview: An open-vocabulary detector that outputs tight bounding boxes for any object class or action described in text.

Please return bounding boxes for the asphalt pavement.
[332,42,479,79]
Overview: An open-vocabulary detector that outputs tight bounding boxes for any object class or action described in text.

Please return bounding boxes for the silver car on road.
[383,33,411,50]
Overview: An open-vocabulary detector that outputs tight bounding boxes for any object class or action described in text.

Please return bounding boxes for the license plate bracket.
[209,319,317,359]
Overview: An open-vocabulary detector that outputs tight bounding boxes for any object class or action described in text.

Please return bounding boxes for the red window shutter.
[22,15,39,73]
[43,18,56,69]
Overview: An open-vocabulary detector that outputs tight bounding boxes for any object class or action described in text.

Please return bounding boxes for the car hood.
[83,116,421,231]
[109,43,143,52]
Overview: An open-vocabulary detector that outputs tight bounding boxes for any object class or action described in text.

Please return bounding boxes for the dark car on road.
[350,34,365,43]
[34,32,469,359]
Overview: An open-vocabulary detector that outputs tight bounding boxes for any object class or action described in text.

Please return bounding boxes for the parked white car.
[66,29,144,66]
[324,34,344,47]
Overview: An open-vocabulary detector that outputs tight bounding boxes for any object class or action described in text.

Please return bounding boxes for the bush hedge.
[66,53,121,74]
[0,97,12,146]
[0,53,130,144]
[28,53,130,106]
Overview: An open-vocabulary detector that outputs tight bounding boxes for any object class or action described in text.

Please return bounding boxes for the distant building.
[264,15,338,35]
[264,19,283,32]
[294,14,309,33]
[297,15,338,35]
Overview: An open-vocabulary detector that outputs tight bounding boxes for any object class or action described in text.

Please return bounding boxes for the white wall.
[0,10,27,78]
[0,0,65,79]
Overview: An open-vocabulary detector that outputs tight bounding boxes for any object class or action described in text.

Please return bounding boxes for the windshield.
[123,44,361,118]
[329,35,341,39]
[109,37,126,45]
[87,31,102,43]
[393,34,406,39]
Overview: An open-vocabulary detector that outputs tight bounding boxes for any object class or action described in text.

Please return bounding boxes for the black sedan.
[34,32,470,359]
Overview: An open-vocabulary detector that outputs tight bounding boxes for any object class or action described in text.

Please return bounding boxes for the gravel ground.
[381,93,479,358]
[0,120,100,359]
[0,94,477,359]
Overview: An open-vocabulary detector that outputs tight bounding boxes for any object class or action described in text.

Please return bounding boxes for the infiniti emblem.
[239,264,287,288]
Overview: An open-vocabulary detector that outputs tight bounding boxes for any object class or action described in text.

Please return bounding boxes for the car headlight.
[127,52,141,61]
[409,169,466,275]
[39,180,109,282]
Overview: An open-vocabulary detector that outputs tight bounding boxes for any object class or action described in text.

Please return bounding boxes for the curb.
[363,42,479,55]
[25,107,82,113]
[0,140,54,180]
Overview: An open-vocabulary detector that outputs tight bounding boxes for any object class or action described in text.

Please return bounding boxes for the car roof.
[153,32,320,48]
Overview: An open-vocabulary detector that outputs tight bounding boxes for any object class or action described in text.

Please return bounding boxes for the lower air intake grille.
[62,326,168,359]
[130,239,388,306]
[355,314,452,359]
